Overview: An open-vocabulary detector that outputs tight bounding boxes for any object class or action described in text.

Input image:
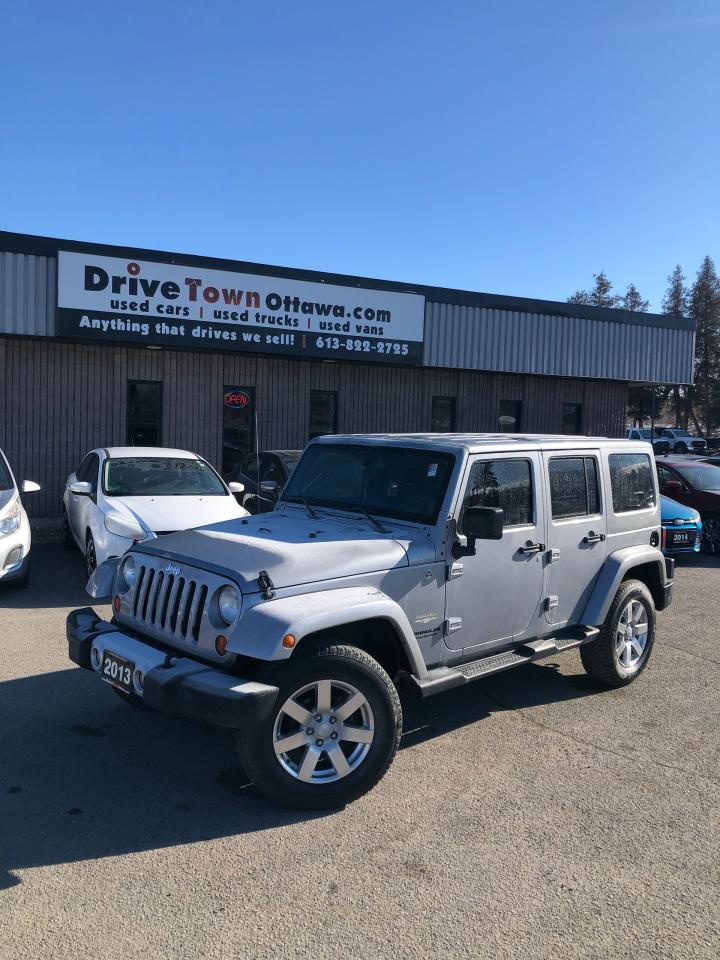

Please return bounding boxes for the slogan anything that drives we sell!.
[57,251,426,364]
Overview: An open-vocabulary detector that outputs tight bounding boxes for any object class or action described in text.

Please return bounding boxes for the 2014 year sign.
[57,251,425,364]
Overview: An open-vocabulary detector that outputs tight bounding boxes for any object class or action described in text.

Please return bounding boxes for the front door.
[445,453,546,656]
[544,452,606,627]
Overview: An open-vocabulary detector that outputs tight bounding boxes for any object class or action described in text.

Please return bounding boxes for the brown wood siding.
[0,337,628,518]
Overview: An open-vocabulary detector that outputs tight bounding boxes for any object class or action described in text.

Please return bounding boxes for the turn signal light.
[215,635,228,655]
[282,634,296,649]
[112,595,121,613]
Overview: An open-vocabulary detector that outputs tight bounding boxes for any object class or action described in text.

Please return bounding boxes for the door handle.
[582,532,606,544]
[519,541,545,554]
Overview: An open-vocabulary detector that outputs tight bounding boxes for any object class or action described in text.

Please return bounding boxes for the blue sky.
[1,0,718,312]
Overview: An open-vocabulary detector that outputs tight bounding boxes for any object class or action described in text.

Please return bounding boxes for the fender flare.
[581,546,667,625]
[229,586,428,680]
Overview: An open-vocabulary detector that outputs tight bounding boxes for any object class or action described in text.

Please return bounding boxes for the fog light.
[90,647,102,670]
[112,595,121,613]
[215,635,228,655]
[133,668,145,694]
[3,546,22,570]
[282,634,296,649]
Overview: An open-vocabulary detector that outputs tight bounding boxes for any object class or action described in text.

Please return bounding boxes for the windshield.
[673,464,720,491]
[281,444,456,525]
[103,457,227,497]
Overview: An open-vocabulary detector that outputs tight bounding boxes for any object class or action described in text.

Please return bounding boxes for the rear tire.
[580,579,655,687]
[236,644,402,810]
[702,514,720,555]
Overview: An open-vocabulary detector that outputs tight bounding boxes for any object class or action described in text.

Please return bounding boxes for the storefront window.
[498,400,521,433]
[561,403,583,435]
[309,391,338,440]
[127,381,162,446]
[431,397,456,432]
[222,386,255,477]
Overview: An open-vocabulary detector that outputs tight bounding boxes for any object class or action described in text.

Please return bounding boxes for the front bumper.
[67,607,279,728]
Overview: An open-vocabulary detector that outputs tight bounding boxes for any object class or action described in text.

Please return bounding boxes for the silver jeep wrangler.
[68,434,673,809]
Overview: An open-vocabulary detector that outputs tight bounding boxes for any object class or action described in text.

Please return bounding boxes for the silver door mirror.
[69,481,93,496]
[228,481,245,494]
[22,480,41,493]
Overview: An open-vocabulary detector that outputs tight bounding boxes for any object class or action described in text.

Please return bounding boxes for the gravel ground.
[1,545,718,960]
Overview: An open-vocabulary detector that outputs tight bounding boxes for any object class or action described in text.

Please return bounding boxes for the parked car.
[62,447,248,576]
[656,457,720,553]
[658,428,707,455]
[69,434,673,809]
[625,428,670,456]
[227,450,302,513]
[660,495,702,556]
[0,448,41,589]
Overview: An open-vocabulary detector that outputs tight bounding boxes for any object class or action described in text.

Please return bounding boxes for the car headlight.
[218,585,239,624]
[118,554,137,593]
[104,512,146,541]
[0,499,22,537]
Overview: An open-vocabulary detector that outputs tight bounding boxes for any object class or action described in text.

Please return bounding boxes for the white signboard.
[57,251,425,364]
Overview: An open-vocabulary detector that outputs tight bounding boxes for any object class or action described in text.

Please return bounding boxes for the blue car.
[660,495,702,555]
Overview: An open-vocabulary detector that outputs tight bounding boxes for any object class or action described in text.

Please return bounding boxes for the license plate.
[101,651,134,694]
[668,530,691,546]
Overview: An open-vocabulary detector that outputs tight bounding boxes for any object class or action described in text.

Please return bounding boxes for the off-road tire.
[236,644,402,810]
[61,509,75,551]
[580,579,655,688]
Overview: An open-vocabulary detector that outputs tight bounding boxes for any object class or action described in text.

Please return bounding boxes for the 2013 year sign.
[57,250,426,364]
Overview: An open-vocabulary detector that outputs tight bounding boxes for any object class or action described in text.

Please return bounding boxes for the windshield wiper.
[283,496,319,519]
[356,509,390,534]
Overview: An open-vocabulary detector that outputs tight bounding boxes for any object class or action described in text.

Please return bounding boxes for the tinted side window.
[549,457,600,520]
[460,459,533,530]
[609,454,656,512]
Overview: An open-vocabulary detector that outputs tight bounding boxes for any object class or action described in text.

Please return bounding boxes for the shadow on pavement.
[0,543,91,610]
[0,652,606,889]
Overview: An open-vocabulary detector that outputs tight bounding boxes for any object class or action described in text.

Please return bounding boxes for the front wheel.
[85,531,97,579]
[675,442,688,454]
[236,645,402,810]
[702,515,720,555]
[580,579,656,687]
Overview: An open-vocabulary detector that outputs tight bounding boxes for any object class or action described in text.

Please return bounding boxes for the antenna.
[255,406,260,506]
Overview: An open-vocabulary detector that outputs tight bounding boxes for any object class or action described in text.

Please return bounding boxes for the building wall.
[0,336,628,519]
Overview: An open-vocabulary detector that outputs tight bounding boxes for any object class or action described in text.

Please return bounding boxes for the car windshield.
[281,444,456,525]
[0,454,12,491]
[103,457,227,496]
[673,464,720,491]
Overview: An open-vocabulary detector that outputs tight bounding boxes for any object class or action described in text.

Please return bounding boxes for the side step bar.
[412,626,600,698]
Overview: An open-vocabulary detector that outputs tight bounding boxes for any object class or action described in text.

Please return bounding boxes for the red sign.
[224,390,251,408]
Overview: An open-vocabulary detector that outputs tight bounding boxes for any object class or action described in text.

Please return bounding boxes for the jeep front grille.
[131,563,208,643]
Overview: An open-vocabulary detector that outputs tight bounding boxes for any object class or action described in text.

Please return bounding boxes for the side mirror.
[454,506,504,558]
[260,480,279,494]
[228,481,245,494]
[663,479,685,495]
[69,481,93,496]
[22,480,41,493]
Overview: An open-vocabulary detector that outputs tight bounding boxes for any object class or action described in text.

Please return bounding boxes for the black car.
[228,450,303,513]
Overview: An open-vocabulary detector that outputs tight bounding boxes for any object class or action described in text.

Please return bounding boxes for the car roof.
[101,447,200,459]
[310,433,640,454]
[660,457,715,467]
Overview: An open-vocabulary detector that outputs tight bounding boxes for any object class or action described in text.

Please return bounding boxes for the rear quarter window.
[608,453,656,513]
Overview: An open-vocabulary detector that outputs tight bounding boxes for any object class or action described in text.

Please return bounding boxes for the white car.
[62,447,248,576]
[0,448,41,589]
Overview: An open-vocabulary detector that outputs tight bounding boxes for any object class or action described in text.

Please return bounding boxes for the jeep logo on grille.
[165,562,182,576]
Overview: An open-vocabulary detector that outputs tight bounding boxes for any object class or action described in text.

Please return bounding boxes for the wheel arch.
[290,617,415,682]
[581,547,668,625]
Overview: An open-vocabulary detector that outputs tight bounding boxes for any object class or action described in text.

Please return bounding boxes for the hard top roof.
[310,432,637,453]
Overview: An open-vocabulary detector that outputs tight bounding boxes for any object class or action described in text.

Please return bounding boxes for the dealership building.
[0,230,696,522]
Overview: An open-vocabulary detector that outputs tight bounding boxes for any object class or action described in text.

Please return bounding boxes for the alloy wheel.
[615,600,649,672]
[703,517,720,555]
[272,679,375,784]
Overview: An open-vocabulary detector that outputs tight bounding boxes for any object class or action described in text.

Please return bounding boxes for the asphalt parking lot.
[1,545,718,960]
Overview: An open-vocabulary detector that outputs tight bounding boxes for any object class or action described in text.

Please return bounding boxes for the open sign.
[224,390,251,408]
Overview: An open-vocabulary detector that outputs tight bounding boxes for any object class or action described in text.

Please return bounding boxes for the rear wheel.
[580,579,655,687]
[702,515,720,555]
[236,644,402,809]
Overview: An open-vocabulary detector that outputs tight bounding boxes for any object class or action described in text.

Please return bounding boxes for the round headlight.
[218,585,239,624]
[119,555,136,592]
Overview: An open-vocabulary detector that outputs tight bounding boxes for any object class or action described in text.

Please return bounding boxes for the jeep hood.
[136,511,414,591]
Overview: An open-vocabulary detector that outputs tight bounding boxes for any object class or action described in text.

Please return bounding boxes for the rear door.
[544,452,606,627]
